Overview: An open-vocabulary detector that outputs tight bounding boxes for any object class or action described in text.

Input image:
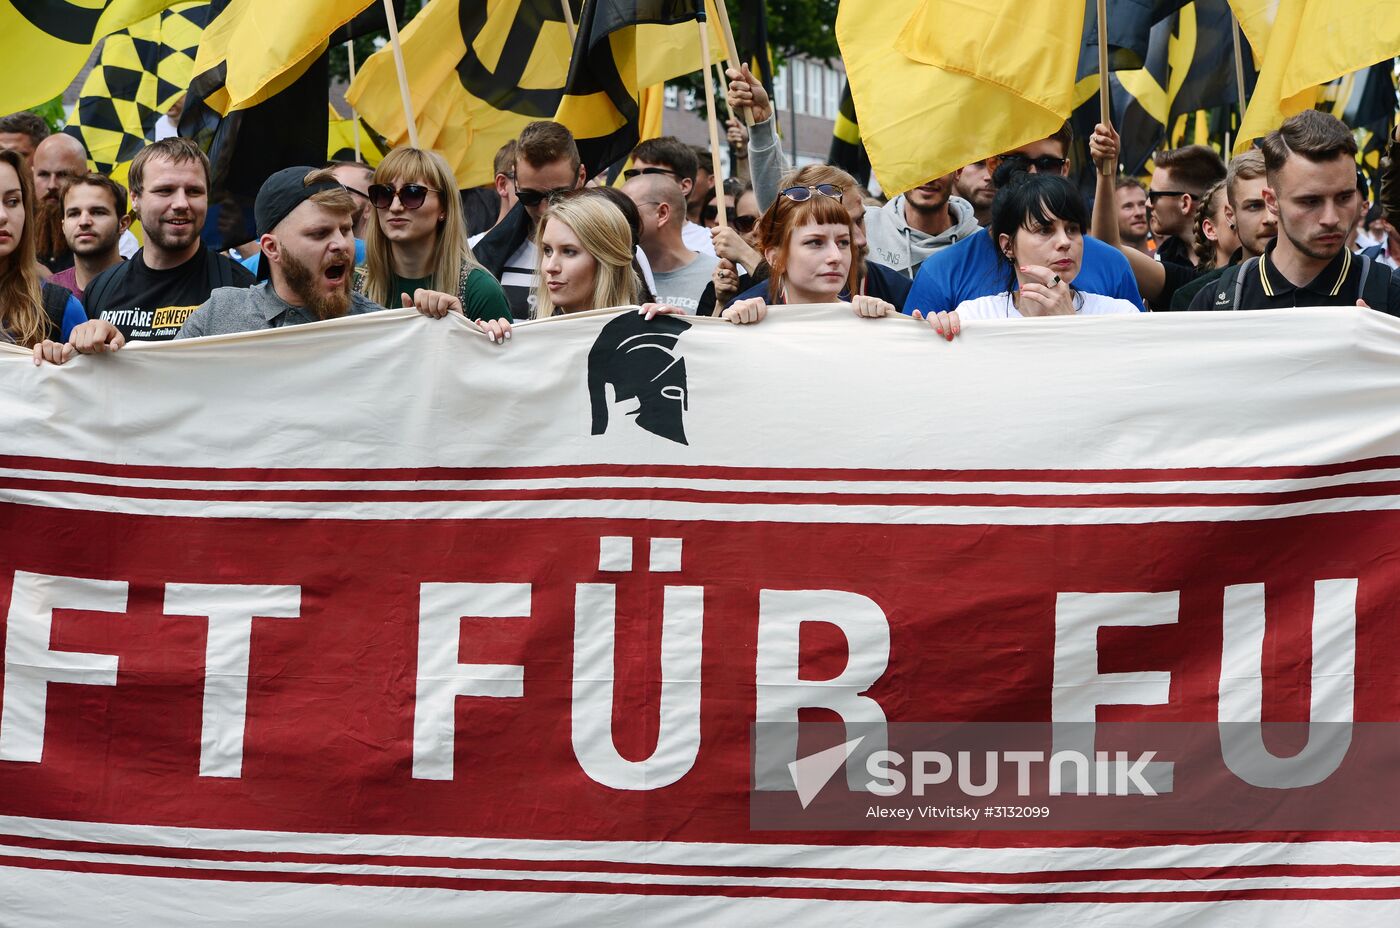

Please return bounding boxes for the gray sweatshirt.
[748,116,789,211]
[864,194,981,279]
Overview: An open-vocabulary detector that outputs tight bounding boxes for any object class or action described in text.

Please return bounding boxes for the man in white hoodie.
[863,173,981,278]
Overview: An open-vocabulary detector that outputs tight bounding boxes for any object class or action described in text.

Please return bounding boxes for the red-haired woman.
[722,182,897,324]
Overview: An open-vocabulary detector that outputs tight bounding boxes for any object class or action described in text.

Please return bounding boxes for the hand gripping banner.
[3,307,1400,925]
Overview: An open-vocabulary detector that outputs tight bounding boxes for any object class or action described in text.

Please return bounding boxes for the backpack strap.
[1231,257,1256,311]
[1357,253,1392,310]
[1209,258,1254,310]
[39,283,72,339]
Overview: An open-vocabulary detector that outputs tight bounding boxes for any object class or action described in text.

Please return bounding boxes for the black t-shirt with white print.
[85,246,255,341]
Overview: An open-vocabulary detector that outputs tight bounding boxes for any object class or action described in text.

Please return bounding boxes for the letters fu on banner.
[3,306,1400,926]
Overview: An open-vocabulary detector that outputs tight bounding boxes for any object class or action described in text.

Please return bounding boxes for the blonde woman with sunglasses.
[355,147,510,323]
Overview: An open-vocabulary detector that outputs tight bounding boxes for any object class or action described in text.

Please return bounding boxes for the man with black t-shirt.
[78,138,253,342]
[1148,145,1226,268]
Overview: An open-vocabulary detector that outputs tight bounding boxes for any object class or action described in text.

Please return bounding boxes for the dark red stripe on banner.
[0,832,1397,887]
[5,476,1400,510]
[5,852,1400,905]
[3,454,1400,486]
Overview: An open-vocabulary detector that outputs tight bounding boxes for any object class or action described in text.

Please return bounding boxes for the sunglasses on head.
[622,166,681,181]
[987,153,1068,176]
[780,183,843,202]
[367,183,437,210]
[514,182,577,207]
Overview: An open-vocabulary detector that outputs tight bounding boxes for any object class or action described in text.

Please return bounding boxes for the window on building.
[683,89,697,111]
[792,60,806,116]
[773,65,788,111]
[825,70,840,120]
[664,85,679,108]
[807,62,822,118]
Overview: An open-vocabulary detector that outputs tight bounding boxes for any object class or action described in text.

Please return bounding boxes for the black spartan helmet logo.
[588,312,693,445]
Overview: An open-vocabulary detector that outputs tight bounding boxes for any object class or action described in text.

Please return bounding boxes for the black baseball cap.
[255,166,344,237]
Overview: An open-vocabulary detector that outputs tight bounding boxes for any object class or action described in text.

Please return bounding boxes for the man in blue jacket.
[903,126,1144,316]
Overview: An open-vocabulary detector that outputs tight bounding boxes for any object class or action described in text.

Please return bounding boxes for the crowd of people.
[3,64,1399,368]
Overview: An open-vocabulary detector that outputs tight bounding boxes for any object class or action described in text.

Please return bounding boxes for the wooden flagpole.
[1096,0,1114,176]
[1231,13,1249,134]
[346,40,362,162]
[708,0,751,126]
[696,5,728,230]
[560,0,576,41]
[382,0,419,148]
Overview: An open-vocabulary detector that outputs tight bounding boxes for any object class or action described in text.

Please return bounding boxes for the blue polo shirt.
[904,228,1144,315]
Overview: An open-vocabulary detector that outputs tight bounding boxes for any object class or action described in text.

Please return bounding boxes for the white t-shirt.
[953,290,1140,319]
[682,221,716,256]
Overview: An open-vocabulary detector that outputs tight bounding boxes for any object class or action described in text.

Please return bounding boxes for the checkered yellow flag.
[0,1,194,113]
[67,3,212,175]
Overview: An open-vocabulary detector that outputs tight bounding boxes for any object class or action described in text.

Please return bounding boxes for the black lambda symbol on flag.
[456,0,575,117]
[587,312,692,446]
[12,0,103,43]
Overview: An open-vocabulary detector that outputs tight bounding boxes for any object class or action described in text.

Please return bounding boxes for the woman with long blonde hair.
[460,193,677,345]
[0,149,84,349]
[531,193,641,318]
[355,147,510,323]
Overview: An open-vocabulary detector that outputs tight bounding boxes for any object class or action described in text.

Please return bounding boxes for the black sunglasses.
[515,182,577,207]
[988,153,1068,175]
[701,204,758,234]
[1146,189,1188,204]
[780,183,843,202]
[622,166,681,181]
[368,183,438,210]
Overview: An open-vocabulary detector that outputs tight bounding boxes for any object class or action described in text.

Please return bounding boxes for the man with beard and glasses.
[76,138,255,342]
[49,174,131,303]
[31,133,89,273]
[1187,110,1400,315]
[34,167,464,362]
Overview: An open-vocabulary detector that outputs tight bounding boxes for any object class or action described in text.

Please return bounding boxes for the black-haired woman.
[918,173,1139,339]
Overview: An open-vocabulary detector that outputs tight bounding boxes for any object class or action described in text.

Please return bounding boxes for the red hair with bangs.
[757,192,857,303]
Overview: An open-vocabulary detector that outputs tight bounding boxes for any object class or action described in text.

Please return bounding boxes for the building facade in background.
[663,56,846,179]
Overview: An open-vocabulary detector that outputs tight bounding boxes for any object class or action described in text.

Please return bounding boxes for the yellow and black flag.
[827,82,871,188]
[66,2,211,175]
[0,0,189,113]
[554,0,727,177]
[1165,0,1253,133]
[347,0,577,189]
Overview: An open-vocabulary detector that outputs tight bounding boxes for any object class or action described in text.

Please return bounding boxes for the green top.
[387,272,433,309]
[363,263,512,322]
